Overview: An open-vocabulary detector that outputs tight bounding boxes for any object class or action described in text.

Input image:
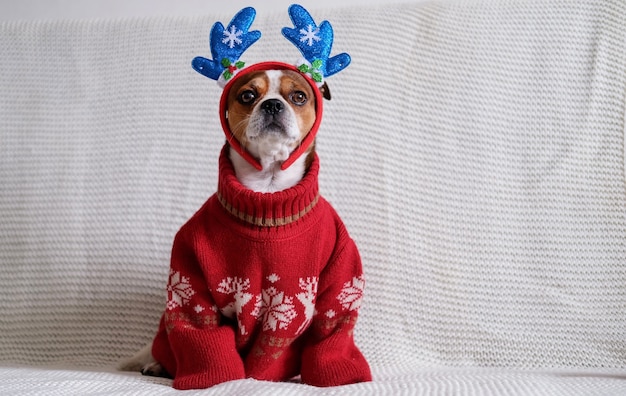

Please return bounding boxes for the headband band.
[219,61,324,171]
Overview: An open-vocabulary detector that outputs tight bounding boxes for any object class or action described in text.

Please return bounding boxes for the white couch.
[2,1,626,394]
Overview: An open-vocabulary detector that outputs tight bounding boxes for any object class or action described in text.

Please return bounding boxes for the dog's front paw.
[118,342,164,376]
[141,361,168,378]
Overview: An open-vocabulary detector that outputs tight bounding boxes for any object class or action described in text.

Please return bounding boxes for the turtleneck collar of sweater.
[216,145,320,227]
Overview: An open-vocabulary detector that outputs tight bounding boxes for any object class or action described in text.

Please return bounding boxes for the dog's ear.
[320,82,331,101]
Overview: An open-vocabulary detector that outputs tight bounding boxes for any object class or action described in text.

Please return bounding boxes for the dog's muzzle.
[262,99,284,116]
[259,99,289,135]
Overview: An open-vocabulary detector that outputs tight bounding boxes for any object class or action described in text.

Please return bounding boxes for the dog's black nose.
[262,99,284,115]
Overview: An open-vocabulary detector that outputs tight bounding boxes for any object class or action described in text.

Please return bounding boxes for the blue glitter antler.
[192,7,261,87]
[282,4,351,84]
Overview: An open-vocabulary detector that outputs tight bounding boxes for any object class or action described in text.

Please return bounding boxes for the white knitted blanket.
[1,0,626,394]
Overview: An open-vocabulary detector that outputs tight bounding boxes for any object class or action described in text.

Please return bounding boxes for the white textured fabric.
[1,0,626,394]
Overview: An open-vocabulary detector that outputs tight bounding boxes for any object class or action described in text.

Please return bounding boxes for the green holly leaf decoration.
[311,72,323,83]
[311,59,323,70]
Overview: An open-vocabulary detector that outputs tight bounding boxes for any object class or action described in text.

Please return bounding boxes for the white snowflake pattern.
[325,309,336,318]
[222,24,243,48]
[254,286,298,331]
[166,270,195,311]
[299,24,321,46]
[194,304,205,314]
[337,275,365,311]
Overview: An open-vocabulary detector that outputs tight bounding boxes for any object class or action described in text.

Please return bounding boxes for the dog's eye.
[239,90,257,105]
[290,91,308,106]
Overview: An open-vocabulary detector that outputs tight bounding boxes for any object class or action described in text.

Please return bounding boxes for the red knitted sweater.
[151,146,372,390]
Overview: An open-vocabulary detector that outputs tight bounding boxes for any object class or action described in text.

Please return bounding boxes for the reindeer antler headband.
[191,4,351,170]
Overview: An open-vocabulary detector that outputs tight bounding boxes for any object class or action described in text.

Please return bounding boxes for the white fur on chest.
[230,147,306,193]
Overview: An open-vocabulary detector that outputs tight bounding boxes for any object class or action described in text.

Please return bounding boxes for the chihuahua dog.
[120,3,371,388]
[120,68,320,376]
[119,67,370,389]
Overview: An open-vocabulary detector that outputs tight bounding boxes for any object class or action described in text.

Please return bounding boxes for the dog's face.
[225,69,317,164]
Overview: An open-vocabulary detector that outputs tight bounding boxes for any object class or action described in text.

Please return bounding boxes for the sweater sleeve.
[300,228,372,387]
[151,227,245,390]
